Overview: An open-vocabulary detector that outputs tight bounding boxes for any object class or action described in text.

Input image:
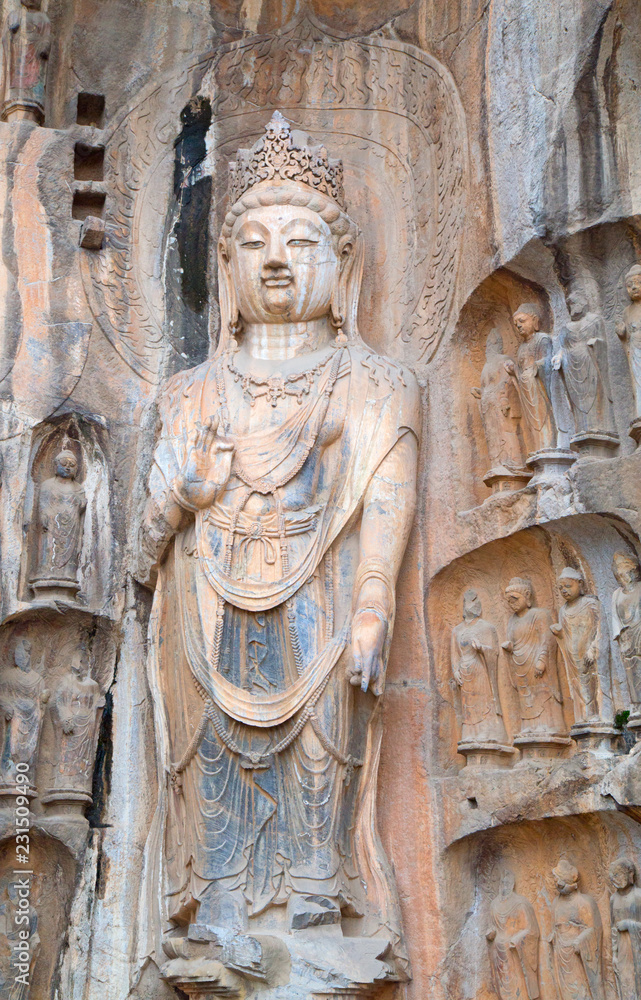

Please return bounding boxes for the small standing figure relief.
[611,550,641,724]
[609,857,641,1000]
[30,445,86,602]
[502,577,568,756]
[0,638,47,790]
[616,264,641,444]
[44,645,104,805]
[1,0,50,124]
[552,288,618,456]
[550,568,604,727]
[451,590,513,766]
[486,870,540,1000]
[471,328,530,492]
[549,860,605,1000]
[509,303,557,456]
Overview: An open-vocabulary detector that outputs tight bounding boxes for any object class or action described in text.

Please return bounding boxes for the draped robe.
[551,891,605,1000]
[611,885,641,1000]
[488,891,540,1000]
[451,616,507,744]
[554,596,601,724]
[557,313,615,436]
[139,342,419,963]
[612,581,641,707]
[505,607,565,736]
[514,332,556,453]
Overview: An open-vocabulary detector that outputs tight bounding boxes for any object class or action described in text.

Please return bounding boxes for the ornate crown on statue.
[228,110,346,210]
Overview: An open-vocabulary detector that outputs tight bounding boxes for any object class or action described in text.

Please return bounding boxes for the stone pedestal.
[30,578,80,603]
[526,448,575,484]
[482,466,532,494]
[629,418,641,447]
[457,741,517,768]
[570,431,619,459]
[570,723,620,755]
[1,100,43,124]
[41,788,92,815]
[513,733,573,761]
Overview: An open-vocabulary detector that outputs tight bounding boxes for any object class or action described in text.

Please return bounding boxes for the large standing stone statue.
[450,589,513,766]
[471,328,530,492]
[549,860,605,1000]
[1,0,50,125]
[30,447,86,602]
[609,857,641,1000]
[0,638,47,792]
[42,644,104,809]
[502,577,568,758]
[616,264,641,445]
[551,568,613,745]
[139,112,419,997]
[611,550,641,728]
[486,870,540,1000]
[552,289,618,457]
[509,303,556,456]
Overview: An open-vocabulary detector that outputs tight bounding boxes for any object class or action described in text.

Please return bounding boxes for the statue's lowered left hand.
[349,609,388,696]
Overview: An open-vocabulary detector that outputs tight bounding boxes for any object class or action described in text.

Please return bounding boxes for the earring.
[228,318,242,352]
[330,309,347,346]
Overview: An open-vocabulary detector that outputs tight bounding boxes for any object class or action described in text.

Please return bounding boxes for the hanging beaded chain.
[226,349,335,407]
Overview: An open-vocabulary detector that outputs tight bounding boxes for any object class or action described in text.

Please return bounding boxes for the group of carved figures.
[451,552,641,761]
[0,636,103,804]
[473,273,641,490]
[487,858,641,1000]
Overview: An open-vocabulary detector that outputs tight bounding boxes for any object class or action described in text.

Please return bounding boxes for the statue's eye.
[287,239,318,247]
[241,240,265,249]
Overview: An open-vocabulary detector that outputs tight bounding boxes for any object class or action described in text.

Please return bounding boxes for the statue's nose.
[265,234,288,268]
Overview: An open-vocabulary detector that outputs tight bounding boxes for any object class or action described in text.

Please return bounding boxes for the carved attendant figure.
[549,861,605,1000]
[0,638,47,787]
[502,577,566,742]
[551,568,602,725]
[609,857,641,1000]
[471,328,528,487]
[451,589,508,746]
[611,551,641,720]
[30,446,86,601]
[509,304,556,455]
[46,645,104,802]
[486,870,540,1000]
[140,113,419,986]
[616,264,641,434]
[552,289,617,452]
[1,0,50,124]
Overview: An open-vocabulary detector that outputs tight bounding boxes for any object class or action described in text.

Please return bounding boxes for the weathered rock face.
[0,1,640,998]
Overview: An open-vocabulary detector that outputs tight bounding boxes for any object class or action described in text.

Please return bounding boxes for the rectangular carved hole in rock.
[74,143,104,181]
[72,191,105,221]
[76,92,105,127]
[467,796,478,809]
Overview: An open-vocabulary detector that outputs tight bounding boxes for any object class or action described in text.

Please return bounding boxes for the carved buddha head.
[566,289,589,321]
[217,112,363,346]
[609,857,636,891]
[505,576,533,614]
[552,859,579,895]
[55,449,78,480]
[512,303,542,341]
[14,638,32,672]
[613,550,641,589]
[625,265,641,303]
[557,567,585,603]
[485,328,504,359]
[462,588,482,621]
[498,869,516,898]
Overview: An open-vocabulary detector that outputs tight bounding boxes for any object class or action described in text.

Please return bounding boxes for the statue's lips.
[263,276,293,287]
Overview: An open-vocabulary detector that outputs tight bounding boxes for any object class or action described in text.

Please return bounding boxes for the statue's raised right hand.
[173,416,234,511]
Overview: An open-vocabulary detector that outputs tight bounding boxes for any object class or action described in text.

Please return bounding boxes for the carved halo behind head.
[216,112,364,353]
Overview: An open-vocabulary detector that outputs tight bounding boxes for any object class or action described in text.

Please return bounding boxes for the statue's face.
[506,589,528,614]
[614,557,640,588]
[567,293,587,319]
[229,203,339,325]
[558,575,582,602]
[56,455,77,480]
[499,871,515,897]
[554,872,576,895]
[463,593,482,619]
[626,274,641,302]
[609,863,633,891]
[512,311,539,340]
[14,640,31,671]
